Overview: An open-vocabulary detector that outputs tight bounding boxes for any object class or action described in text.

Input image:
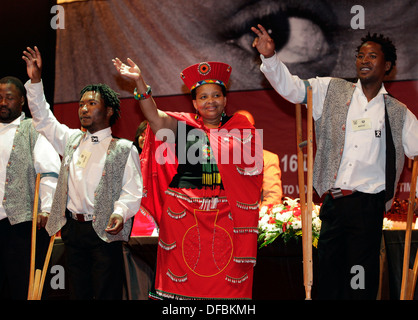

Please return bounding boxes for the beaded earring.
[195,110,200,120]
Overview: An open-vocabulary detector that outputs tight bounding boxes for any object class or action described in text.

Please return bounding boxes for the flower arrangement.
[258,197,322,249]
[258,197,396,249]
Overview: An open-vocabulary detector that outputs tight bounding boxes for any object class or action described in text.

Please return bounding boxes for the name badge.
[352,118,371,131]
[76,150,92,168]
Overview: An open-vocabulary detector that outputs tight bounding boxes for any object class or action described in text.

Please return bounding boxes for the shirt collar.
[84,127,112,143]
[0,112,25,129]
[355,79,388,96]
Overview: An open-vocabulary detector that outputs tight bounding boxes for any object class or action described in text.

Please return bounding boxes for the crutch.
[27,173,41,300]
[400,156,418,300]
[34,233,56,300]
[27,173,56,300]
[296,86,314,300]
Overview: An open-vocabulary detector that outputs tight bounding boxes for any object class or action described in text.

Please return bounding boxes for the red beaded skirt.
[153,187,255,299]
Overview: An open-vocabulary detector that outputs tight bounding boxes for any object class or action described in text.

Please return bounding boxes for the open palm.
[113,57,141,80]
[22,46,43,83]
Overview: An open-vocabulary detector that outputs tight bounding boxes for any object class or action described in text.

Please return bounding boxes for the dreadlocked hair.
[79,83,121,126]
[357,32,397,75]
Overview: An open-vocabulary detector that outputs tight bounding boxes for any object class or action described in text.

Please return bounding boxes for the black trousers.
[61,217,124,300]
[317,191,385,300]
[0,219,49,299]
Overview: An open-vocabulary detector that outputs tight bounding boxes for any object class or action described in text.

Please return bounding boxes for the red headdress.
[180,61,232,91]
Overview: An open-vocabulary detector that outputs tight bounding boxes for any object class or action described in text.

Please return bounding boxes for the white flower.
[284,197,300,207]
[292,220,302,230]
[264,232,276,242]
[382,217,394,230]
[313,217,322,232]
[259,206,268,216]
[271,205,285,215]
[277,211,292,221]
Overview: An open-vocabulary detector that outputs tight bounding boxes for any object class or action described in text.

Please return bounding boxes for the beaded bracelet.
[134,85,152,100]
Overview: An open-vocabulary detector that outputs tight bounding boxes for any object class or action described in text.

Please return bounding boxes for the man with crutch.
[0,76,60,299]
[252,24,418,299]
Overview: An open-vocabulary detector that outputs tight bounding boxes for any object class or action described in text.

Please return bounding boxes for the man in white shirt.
[252,25,418,299]
[23,47,143,299]
[0,76,60,299]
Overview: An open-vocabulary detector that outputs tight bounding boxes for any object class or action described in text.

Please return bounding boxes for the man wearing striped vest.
[252,25,418,299]
[23,47,143,300]
[0,76,60,299]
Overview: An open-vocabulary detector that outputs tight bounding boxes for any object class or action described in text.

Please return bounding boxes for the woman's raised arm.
[113,57,177,135]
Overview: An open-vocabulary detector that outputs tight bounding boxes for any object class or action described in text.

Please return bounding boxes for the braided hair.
[79,83,121,126]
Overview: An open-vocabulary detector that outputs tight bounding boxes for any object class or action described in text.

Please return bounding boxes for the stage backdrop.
[53,0,418,203]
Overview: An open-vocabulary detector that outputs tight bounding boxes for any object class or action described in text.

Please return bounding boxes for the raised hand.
[112,57,141,81]
[22,46,43,83]
[251,24,276,58]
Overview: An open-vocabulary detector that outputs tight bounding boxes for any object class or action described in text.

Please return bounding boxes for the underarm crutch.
[296,86,314,300]
[27,173,56,300]
[400,156,418,300]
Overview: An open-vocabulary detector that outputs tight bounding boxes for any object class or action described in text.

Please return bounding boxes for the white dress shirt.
[25,80,143,222]
[260,53,418,194]
[0,113,60,220]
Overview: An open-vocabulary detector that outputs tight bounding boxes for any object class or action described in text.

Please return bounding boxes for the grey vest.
[3,119,39,225]
[46,131,134,242]
[313,78,406,211]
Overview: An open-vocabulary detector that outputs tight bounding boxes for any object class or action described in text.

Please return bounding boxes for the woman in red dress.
[114,58,263,299]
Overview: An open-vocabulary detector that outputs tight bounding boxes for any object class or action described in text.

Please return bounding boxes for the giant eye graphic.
[221,0,338,76]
